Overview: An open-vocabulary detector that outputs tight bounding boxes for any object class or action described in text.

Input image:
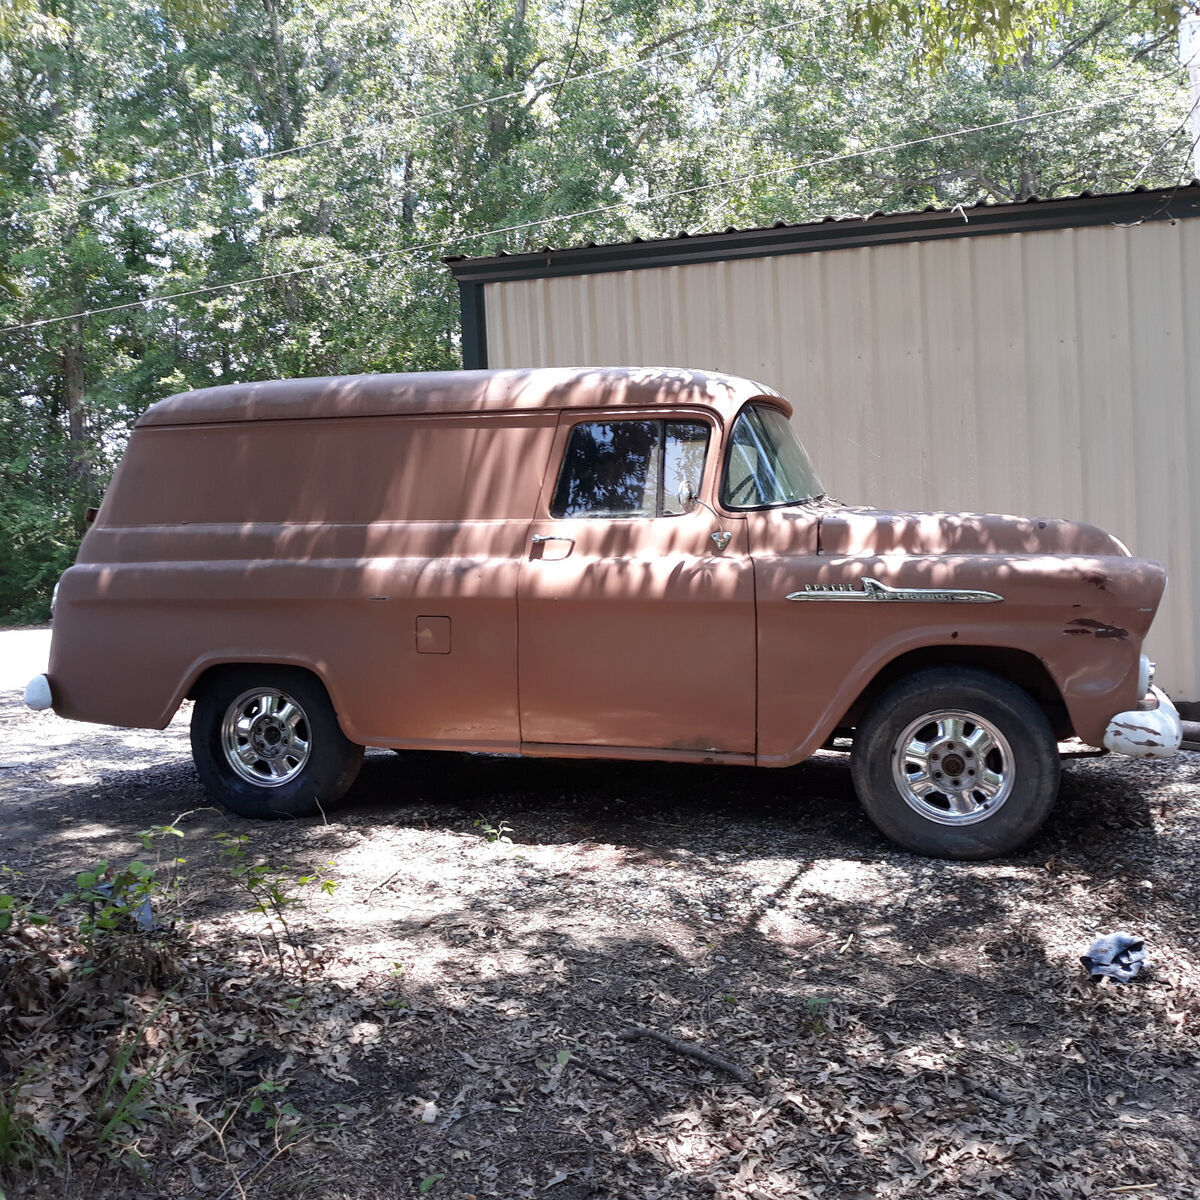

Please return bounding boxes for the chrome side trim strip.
[786,576,1003,603]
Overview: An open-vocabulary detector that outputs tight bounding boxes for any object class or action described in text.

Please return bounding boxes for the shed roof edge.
[446,184,1200,284]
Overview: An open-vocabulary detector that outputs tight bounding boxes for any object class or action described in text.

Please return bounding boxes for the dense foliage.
[0,0,1193,619]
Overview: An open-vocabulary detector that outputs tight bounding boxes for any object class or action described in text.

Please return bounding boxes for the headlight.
[1137,654,1155,697]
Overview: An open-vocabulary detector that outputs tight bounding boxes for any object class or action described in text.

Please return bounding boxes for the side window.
[550,419,710,518]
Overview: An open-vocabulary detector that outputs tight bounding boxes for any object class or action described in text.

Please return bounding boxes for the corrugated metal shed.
[447,186,1200,705]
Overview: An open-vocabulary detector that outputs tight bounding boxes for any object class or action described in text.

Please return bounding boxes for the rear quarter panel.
[50,413,557,749]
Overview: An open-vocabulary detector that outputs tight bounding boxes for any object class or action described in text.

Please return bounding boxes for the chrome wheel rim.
[220,688,311,788]
[891,709,1014,826]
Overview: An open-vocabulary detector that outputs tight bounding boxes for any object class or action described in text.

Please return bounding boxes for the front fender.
[752,552,1164,763]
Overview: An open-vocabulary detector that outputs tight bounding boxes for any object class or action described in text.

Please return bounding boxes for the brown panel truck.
[25,367,1182,858]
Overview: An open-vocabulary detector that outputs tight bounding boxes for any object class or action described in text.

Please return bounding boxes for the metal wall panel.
[485,220,1200,701]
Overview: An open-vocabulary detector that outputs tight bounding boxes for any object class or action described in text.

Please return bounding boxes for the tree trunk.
[401,154,416,225]
[63,313,91,521]
[263,0,294,147]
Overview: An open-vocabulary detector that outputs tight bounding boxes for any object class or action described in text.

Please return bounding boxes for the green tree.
[856,0,1195,72]
[0,0,1192,620]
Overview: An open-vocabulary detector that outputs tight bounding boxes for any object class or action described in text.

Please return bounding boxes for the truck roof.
[136,367,788,428]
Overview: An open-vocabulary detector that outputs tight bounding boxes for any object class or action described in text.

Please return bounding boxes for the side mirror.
[677,479,719,518]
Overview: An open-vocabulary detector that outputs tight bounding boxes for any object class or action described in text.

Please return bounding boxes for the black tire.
[190,666,363,819]
[850,667,1060,860]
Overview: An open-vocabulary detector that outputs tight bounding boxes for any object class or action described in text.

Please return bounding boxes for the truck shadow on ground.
[2,732,1189,903]
[340,744,1176,884]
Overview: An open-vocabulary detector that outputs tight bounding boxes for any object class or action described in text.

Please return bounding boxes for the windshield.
[720,404,824,509]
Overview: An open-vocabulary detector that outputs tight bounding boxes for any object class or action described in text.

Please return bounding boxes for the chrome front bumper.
[1103,686,1182,759]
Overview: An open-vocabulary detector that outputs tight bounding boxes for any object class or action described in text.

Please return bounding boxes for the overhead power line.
[3,7,839,223]
[0,88,1175,337]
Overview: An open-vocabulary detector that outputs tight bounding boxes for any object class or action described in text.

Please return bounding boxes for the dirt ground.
[2,627,1199,1200]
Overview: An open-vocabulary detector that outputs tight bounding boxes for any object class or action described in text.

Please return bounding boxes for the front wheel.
[190,666,363,819]
[850,667,1060,859]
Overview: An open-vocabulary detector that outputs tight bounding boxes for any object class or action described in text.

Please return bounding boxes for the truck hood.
[816,508,1130,559]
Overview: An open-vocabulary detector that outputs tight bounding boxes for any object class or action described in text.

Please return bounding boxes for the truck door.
[517,411,757,756]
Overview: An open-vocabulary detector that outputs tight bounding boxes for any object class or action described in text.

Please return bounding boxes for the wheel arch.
[177,657,350,734]
[186,658,331,701]
[839,645,1071,739]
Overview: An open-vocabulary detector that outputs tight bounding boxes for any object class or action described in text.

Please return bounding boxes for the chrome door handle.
[531,534,575,545]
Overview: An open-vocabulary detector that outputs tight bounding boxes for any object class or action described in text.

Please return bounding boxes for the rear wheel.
[190,666,363,819]
[850,667,1060,859]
